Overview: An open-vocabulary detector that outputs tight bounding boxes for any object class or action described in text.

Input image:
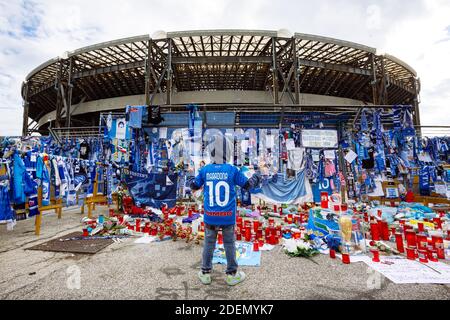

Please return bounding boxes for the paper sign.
[116,118,127,140]
[324,150,335,159]
[159,127,168,139]
[368,181,385,197]
[385,187,399,199]
[286,138,295,151]
[363,256,450,284]
[266,135,275,148]
[418,152,432,162]
[312,150,320,162]
[344,150,358,163]
[301,129,338,148]
[435,183,447,196]
[241,140,249,153]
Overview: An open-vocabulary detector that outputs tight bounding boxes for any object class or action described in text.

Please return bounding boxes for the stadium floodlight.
[277,28,293,38]
[59,51,69,60]
[151,30,167,40]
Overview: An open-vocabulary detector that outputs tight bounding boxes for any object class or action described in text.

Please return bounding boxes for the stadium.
[21,29,420,136]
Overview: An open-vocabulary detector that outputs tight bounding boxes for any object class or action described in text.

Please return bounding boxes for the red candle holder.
[377,210,383,219]
[253,240,259,252]
[236,232,242,241]
[218,232,223,245]
[370,222,380,241]
[416,234,428,251]
[341,203,348,212]
[135,219,141,232]
[329,249,336,259]
[82,228,89,237]
[370,249,380,262]
[433,217,442,230]
[253,220,259,233]
[320,192,329,209]
[342,253,350,264]
[333,205,340,213]
[418,249,428,263]
[380,221,390,241]
[109,209,115,217]
[287,214,293,224]
[405,230,416,247]
[406,246,416,260]
[268,218,275,228]
[395,232,405,253]
[427,248,438,262]
[432,235,445,259]
[417,222,424,233]
[273,205,277,213]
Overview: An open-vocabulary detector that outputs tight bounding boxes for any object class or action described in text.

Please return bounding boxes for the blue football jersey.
[194,163,248,225]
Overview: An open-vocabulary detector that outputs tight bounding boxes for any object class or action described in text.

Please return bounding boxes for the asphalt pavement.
[1,206,449,300]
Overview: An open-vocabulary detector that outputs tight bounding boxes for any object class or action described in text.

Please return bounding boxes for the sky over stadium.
[0,0,449,136]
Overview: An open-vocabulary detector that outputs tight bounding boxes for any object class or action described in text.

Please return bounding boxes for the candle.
[405,230,416,247]
[432,235,445,259]
[253,220,259,233]
[320,192,329,209]
[371,249,380,262]
[406,246,416,260]
[417,222,424,233]
[218,232,223,245]
[329,249,336,259]
[370,222,380,241]
[287,214,293,224]
[395,232,405,253]
[427,248,438,262]
[380,221,390,241]
[418,249,428,263]
[82,228,89,237]
[342,253,350,264]
[433,217,442,230]
[416,234,428,251]
[135,219,141,232]
[253,240,259,252]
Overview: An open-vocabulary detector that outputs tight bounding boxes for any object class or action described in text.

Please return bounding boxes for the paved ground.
[1,206,450,300]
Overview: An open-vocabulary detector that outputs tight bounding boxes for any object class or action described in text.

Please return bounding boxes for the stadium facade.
[21,29,420,135]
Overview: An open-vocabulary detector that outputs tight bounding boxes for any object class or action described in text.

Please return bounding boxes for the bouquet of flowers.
[282,238,319,258]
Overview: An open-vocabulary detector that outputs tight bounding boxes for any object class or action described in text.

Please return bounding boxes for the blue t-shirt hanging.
[126,105,145,129]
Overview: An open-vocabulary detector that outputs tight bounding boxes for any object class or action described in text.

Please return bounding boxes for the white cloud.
[0,0,449,136]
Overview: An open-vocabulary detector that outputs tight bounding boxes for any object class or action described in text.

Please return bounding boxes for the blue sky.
[0,0,449,136]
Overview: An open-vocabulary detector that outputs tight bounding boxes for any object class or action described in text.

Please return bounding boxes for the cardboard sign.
[301,129,338,149]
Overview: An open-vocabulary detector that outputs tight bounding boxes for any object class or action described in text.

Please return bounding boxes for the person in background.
[190,163,261,286]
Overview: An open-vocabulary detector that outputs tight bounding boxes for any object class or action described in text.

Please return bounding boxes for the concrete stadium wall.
[37,91,368,128]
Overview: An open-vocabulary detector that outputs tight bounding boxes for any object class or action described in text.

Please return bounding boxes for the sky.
[0,0,449,136]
